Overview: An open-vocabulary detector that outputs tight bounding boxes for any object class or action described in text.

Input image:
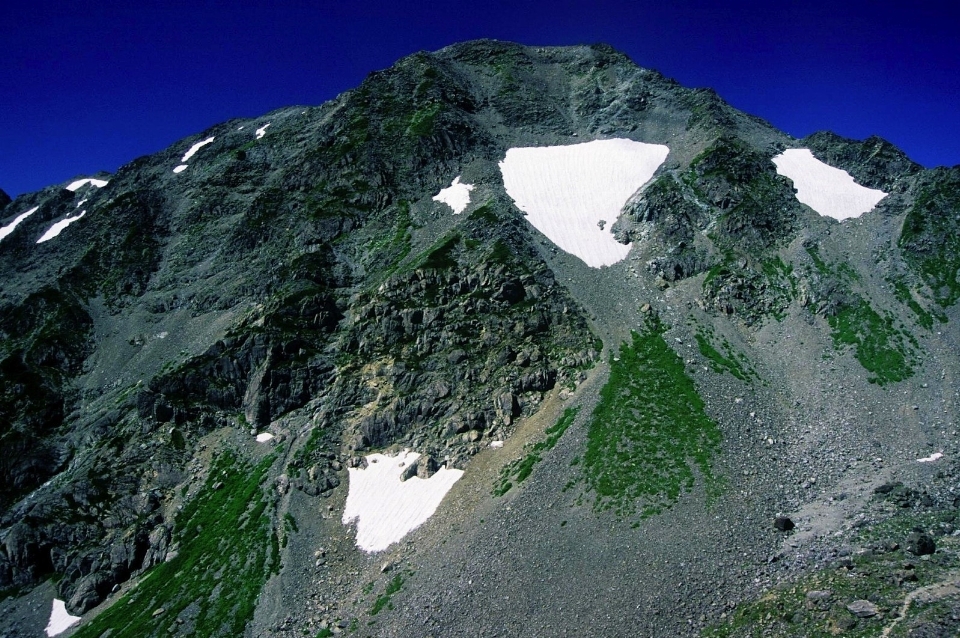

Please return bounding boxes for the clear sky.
[2,0,957,198]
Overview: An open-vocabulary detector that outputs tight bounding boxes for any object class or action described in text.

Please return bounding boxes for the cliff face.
[1,41,959,638]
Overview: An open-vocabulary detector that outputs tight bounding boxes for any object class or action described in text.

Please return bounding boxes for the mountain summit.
[1,41,959,637]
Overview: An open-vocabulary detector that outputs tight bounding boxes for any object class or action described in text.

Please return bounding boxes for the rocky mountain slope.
[1,40,959,637]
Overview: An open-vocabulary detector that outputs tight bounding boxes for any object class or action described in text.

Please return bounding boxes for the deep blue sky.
[2,0,958,198]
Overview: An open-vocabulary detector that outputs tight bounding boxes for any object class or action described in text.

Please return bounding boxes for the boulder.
[773,516,795,532]
[905,529,935,556]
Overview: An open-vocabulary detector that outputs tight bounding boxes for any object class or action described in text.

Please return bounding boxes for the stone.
[905,530,936,555]
[773,516,795,531]
[805,590,833,611]
[846,600,878,618]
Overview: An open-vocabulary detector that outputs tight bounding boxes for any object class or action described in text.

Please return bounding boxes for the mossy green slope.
[580,319,723,519]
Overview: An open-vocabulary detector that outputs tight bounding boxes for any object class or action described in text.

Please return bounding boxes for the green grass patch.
[580,320,723,519]
[889,277,945,329]
[406,104,442,137]
[899,171,960,308]
[73,451,278,638]
[370,575,404,615]
[493,407,580,496]
[827,296,916,385]
[695,327,757,382]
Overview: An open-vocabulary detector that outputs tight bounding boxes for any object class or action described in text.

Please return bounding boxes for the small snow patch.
[66,178,108,191]
[499,138,669,267]
[255,432,275,443]
[76,198,87,208]
[173,164,189,174]
[489,440,504,448]
[0,206,39,241]
[37,211,85,243]
[918,452,943,463]
[181,136,215,162]
[45,599,80,637]
[343,451,463,552]
[256,123,271,139]
[432,176,474,214]
[772,148,887,220]
[237,126,245,130]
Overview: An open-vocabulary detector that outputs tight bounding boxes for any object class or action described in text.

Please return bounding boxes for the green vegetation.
[493,406,580,496]
[889,277,946,329]
[370,574,404,615]
[406,103,442,137]
[74,452,279,638]
[366,202,413,276]
[704,510,960,638]
[827,296,915,385]
[898,170,960,308]
[580,319,723,519]
[806,246,918,384]
[694,326,757,382]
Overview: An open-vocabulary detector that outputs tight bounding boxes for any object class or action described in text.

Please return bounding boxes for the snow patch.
[173,164,189,174]
[255,432,275,443]
[65,178,108,192]
[918,451,943,463]
[45,599,80,637]
[772,148,887,220]
[489,440,504,448]
[0,206,39,241]
[181,136,215,162]
[432,176,475,214]
[76,198,87,208]
[499,138,669,267]
[342,451,463,552]
[37,211,85,243]
[256,123,271,139]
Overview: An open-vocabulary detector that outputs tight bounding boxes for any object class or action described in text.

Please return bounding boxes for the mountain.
[1,40,959,638]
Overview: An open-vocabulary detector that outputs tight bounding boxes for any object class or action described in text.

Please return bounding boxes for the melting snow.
[173,164,189,174]
[37,211,86,243]
[255,432,275,443]
[499,138,669,267]
[489,440,504,448]
[181,136,215,162]
[918,451,943,463]
[256,123,271,139]
[772,148,887,221]
[342,451,463,552]
[65,178,108,191]
[76,199,87,208]
[0,206,40,241]
[432,176,475,214]
[44,599,80,637]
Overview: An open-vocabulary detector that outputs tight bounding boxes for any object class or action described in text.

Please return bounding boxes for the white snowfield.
[772,148,887,221]
[45,599,80,637]
[255,432,275,443]
[37,211,86,243]
[181,136,215,162]
[432,175,475,214]
[342,451,463,552]
[256,123,271,139]
[173,164,189,174]
[918,451,943,463]
[65,178,108,192]
[499,138,669,268]
[0,206,39,241]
